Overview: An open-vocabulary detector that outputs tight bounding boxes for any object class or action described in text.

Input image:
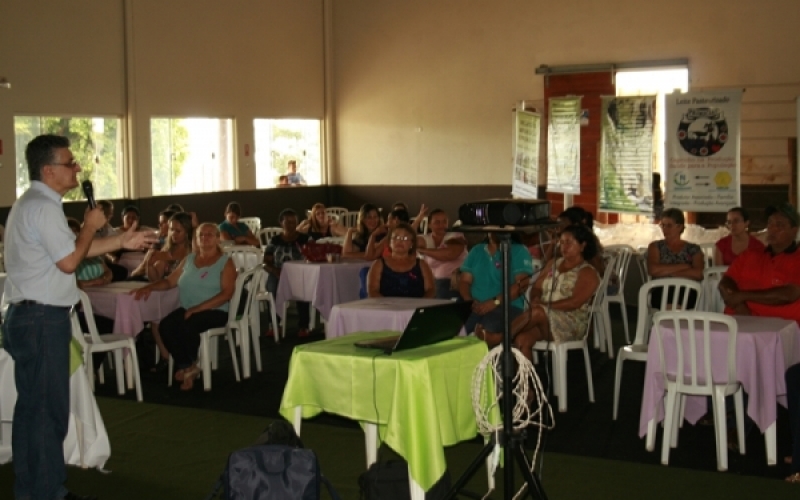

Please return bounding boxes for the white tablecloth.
[0,349,110,469]
[84,281,180,336]
[275,260,371,321]
[326,297,454,339]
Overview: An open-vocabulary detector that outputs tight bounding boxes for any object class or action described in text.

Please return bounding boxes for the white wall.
[331,0,800,186]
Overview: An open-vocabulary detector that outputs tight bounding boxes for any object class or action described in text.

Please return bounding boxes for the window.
[254,119,321,188]
[14,116,124,200]
[151,117,234,195]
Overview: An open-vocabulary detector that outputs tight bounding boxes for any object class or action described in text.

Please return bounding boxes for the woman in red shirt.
[714,207,764,266]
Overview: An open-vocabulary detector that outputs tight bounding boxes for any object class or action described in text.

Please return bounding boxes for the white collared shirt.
[3,181,78,306]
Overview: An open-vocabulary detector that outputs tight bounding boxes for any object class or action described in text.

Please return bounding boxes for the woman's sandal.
[174,369,185,382]
[785,472,800,483]
[180,366,201,391]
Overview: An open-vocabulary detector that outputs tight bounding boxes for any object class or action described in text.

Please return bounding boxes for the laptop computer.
[354,300,473,355]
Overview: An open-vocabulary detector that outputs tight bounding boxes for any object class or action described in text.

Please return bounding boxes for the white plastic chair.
[532,257,609,412]
[612,278,703,420]
[698,242,715,269]
[258,227,283,247]
[410,216,429,235]
[71,291,143,402]
[224,245,264,272]
[590,253,617,358]
[646,311,745,471]
[702,266,728,313]
[167,267,257,390]
[239,217,261,235]
[603,244,635,344]
[325,207,348,218]
[254,269,281,343]
[636,245,651,284]
[339,211,359,228]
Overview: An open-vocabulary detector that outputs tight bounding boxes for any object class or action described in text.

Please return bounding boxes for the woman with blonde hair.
[297,203,347,239]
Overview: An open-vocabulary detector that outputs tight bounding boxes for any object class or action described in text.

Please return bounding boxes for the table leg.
[292,406,303,436]
[645,418,657,452]
[765,421,777,465]
[408,471,425,500]
[364,422,378,468]
[240,323,251,379]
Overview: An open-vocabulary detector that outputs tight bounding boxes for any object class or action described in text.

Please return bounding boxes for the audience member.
[343,203,383,260]
[219,201,260,246]
[719,203,800,321]
[297,203,347,239]
[264,209,312,336]
[132,223,236,390]
[459,232,533,335]
[786,363,800,483]
[154,209,177,249]
[96,199,116,237]
[367,222,434,298]
[417,209,467,299]
[713,206,764,266]
[475,225,600,361]
[646,207,703,307]
[366,208,413,259]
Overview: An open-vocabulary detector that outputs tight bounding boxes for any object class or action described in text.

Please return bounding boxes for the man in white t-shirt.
[286,160,306,186]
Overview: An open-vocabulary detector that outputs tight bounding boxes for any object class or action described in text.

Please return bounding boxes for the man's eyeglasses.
[49,160,79,168]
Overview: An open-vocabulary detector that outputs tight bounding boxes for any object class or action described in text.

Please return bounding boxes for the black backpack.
[206,420,341,500]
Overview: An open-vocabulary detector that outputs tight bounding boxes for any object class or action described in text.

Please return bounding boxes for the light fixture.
[0,77,11,89]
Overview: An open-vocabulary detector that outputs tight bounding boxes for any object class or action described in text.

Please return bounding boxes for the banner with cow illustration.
[665,90,742,211]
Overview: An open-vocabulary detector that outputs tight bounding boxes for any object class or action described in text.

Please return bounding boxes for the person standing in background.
[286,160,306,186]
[1,135,155,500]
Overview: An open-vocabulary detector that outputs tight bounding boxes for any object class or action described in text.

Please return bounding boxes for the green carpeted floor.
[1,398,798,499]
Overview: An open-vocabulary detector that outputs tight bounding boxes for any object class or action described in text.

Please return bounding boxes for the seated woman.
[154,209,176,249]
[264,209,312,336]
[646,207,704,306]
[130,212,193,369]
[391,201,429,234]
[476,225,600,361]
[342,203,384,260]
[714,206,764,266]
[67,218,113,290]
[417,209,467,299]
[459,232,534,335]
[367,222,435,298]
[542,206,604,276]
[367,208,418,259]
[219,202,260,246]
[297,203,347,239]
[132,223,236,390]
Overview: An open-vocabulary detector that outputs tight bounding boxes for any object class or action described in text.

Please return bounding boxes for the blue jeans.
[2,302,72,500]
[434,279,459,300]
[464,306,524,335]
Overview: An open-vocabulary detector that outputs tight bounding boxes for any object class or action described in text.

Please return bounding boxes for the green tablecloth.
[279,332,492,491]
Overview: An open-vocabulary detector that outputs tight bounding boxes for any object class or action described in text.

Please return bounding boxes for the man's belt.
[10,299,78,313]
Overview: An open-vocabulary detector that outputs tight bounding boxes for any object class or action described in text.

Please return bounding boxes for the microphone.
[82,180,96,209]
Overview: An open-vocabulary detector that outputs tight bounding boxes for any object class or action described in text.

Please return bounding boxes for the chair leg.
[86,353,96,392]
[167,355,174,387]
[734,390,746,455]
[282,302,289,338]
[618,298,630,345]
[557,346,568,412]
[670,395,681,448]
[603,310,614,359]
[661,389,678,465]
[582,343,595,403]
[613,354,624,420]
[250,320,262,373]
[712,391,729,471]
[240,320,251,379]
[200,335,212,391]
[127,340,143,402]
[227,330,241,383]
[113,350,125,396]
[645,418,657,452]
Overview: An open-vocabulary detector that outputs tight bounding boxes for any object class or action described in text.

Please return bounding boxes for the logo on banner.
[673,171,690,189]
[676,107,729,157]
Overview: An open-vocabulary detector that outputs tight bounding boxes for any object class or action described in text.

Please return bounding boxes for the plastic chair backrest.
[339,211,360,228]
[702,265,729,313]
[603,244,635,295]
[258,227,283,247]
[411,216,429,234]
[75,290,104,344]
[224,245,264,272]
[633,278,703,347]
[325,207,348,218]
[698,242,715,268]
[239,217,261,235]
[653,310,738,393]
[229,266,259,323]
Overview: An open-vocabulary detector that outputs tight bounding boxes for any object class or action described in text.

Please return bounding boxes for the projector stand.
[445,233,549,500]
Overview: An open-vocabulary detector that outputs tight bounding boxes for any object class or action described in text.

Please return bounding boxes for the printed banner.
[598,96,656,214]
[547,96,581,194]
[665,90,742,211]
[511,110,541,199]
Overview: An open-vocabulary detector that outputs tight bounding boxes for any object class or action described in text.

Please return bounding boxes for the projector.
[458,199,551,227]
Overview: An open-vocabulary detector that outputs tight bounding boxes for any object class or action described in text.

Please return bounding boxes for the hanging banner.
[665,90,742,211]
[547,96,581,194]
[598,95,656,214]
[512,110,541,199]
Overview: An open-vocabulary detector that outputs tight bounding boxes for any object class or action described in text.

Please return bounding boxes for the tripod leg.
[513,443,548,500]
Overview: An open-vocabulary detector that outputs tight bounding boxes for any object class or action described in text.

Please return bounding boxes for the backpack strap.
[203,473,225,500]
[320,474,342,500]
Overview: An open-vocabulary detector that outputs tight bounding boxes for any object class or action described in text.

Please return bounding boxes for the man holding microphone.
[2,135,155,500]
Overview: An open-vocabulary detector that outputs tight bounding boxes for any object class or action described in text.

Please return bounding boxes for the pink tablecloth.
[84,281,180,336]
[326,297,454,339]
[275,260,371,321]
[639,315,800,437]
[117,252,147,274]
